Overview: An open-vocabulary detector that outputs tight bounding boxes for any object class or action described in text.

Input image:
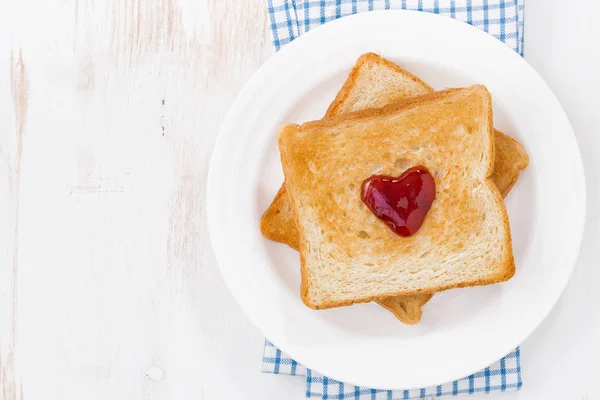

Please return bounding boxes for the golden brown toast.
[279,85,515,309]
[261,53,528,322]
[376,293,433,325]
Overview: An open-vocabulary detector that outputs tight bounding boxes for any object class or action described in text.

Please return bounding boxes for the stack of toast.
[261,53,528,324]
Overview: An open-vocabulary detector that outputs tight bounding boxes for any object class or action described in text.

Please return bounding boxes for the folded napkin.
[263,1,524,398]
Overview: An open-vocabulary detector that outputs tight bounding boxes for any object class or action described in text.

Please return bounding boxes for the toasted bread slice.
[261,53,527,322]
[491,131,530,196]
[261,53,528,250]
[377,293,433,324]
[279,85,515,309]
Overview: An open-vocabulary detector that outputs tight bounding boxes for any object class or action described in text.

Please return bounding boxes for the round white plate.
[207,10,585,389]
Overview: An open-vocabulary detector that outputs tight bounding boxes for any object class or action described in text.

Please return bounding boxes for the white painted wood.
[0,0,598,399]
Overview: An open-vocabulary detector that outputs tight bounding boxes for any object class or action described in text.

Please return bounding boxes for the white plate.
[207,10,585,389]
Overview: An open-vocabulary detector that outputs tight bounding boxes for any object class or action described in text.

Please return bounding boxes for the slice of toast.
[261,53,528,323]
[376,293,433,325]
[279,85,515,309]
[262,53,528,249]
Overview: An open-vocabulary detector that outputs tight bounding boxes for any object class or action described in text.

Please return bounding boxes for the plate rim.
[207,9,586,389]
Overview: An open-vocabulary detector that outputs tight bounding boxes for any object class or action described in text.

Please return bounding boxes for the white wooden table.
[1,0,598,399]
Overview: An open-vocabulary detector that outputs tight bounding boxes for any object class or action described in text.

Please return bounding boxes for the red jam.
[361,166,435,237]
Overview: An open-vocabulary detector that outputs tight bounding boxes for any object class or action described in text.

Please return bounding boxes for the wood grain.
[0,48,29,400]
[0,0,275,399]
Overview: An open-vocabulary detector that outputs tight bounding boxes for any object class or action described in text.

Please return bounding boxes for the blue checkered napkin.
[263,341,522,399]
[263,1,525,397]
[267,0,525,56]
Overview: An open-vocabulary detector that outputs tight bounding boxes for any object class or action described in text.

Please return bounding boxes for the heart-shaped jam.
[361,166,435,237]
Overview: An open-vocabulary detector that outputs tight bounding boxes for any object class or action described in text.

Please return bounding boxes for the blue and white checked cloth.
[268,0,524,55]
[263,1,524,398]
[263,341,522,399]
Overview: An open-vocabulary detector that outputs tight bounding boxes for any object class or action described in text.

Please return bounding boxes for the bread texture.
[261,53,527,322]
[491,131,530,196]
[278,85,515,309]
[261,53,528,250]
[377,293,433,324]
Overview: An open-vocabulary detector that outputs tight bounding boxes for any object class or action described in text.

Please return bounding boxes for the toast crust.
[376,294,433,325]
[261,53,525,319]
[259,185,298,246]
[325,53,433,117]
[279,86,515,309]
[261,53,528,248]
[492,131,530,196]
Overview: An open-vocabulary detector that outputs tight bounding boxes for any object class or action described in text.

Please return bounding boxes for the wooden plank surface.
[0,1,283,399]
